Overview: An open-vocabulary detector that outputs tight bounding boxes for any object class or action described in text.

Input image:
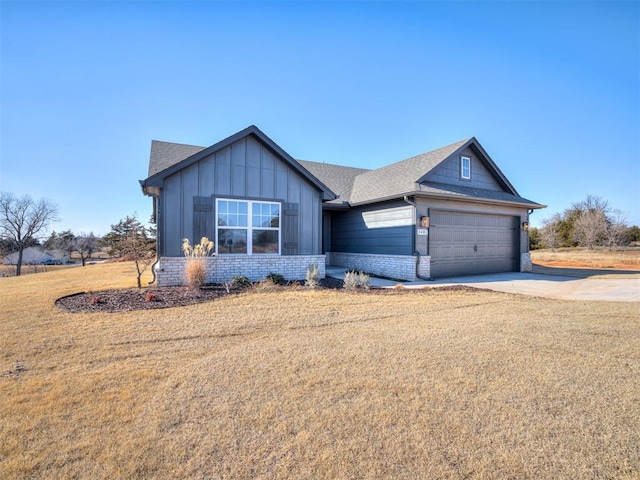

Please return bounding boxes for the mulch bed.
[56,277,345,313]
[55,278,485,314]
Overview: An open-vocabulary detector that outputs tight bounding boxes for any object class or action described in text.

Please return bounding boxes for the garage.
[429,210,520,278]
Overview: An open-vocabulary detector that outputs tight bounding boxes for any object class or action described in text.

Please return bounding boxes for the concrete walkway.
[325,266,640,302]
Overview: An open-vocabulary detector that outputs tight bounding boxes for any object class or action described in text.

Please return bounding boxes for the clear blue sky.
[1,1,638,236]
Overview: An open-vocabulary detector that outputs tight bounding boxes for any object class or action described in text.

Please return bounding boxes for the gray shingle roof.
[297,160,370,204]
[349,138,470,204]
[144,130,543,209]
[148,140,205,177]
[143,126,336,201]
[302,138,543,208]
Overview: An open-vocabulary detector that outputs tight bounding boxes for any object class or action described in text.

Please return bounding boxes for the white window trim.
[215,198,281,255]
[460,156,471,180]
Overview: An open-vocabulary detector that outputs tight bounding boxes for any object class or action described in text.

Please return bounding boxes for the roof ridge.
[374,138,471,172]
[298,159,371,172]
[151,139,206,149]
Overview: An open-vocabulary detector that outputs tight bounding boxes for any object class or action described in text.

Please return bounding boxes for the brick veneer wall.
[520,252,532,272]
[326,252,430,282]
[156,255,326,287]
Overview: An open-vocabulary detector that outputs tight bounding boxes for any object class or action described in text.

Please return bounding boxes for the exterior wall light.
[522,222,529,231]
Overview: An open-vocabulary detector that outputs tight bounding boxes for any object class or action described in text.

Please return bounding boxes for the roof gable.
[419,140,517,194]
[307,137,542,209]
[142,126,336,201]
[348,138,470,205]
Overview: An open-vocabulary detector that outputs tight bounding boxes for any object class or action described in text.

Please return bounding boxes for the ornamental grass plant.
[181,237,215,289]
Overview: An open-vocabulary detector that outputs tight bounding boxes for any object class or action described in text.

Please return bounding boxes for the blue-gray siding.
[423,146,503,190]
[159,136,322,257]
[330,201,414,255]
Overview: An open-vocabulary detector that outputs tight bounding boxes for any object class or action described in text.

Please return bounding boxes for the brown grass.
[532,247,640,270]
[1,263,639,479]
[0,264,77,277]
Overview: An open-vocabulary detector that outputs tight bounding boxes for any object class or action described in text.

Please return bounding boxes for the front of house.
[140,125,544,286]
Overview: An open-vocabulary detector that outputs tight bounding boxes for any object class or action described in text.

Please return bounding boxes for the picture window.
[216,199,280,254]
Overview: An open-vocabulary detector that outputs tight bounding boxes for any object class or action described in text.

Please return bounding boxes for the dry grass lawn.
[1,263,639,479]
[532,248,640,270]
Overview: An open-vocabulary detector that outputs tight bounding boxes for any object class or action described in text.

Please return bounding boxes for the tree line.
[1,192,155,282]
[530,195,640,250]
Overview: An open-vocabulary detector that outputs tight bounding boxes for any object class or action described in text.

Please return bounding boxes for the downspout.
[149,260,159,285]
[139,180,160,285]
[403,196,433,281]
[149,194,160,285]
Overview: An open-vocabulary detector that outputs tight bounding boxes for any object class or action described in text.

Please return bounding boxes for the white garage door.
[429,210,519,278]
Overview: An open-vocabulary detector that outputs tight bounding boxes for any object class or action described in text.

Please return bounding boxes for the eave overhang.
[349,190,546,210]
[139,180,160,198]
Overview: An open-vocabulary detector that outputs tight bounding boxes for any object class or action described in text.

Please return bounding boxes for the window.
[216,199,280,254]
[460,156,471,180]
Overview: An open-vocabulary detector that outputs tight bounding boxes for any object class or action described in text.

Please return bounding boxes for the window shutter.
[193,196,214,243]
[282,202,299,255]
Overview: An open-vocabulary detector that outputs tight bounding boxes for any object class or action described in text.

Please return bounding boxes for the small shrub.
[343,270,371,291]
[358,272,371,290]
[144,291,158,302]
[305,263,320,288]
[230,275,252,288]
[343,271,358,290]
[253,277,280,292]
[265,272,285,285]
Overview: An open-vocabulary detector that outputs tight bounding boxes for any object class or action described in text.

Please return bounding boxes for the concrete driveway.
[326,266,640,302]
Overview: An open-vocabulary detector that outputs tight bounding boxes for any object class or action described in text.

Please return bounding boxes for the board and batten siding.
[330,200,414,256]
[159,136,322,257]
[424,147,503,191]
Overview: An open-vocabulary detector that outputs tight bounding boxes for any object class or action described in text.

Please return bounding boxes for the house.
[140,125,544,286]
[2,247,70,266]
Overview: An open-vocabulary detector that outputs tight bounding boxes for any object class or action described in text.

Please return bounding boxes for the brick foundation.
[156,255,326,287]
[326,252,430,282]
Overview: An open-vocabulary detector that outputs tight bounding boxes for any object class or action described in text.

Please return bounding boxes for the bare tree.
[569,194,610,217]
[0,193,59,276]
[572,209,608,250]
[74,232,98,266]
[603,209,627,250]
[540,214,562,251]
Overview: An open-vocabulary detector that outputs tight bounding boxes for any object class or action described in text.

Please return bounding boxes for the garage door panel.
[430,210,519,278]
